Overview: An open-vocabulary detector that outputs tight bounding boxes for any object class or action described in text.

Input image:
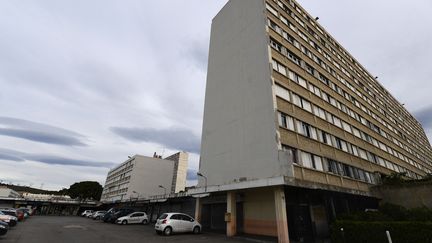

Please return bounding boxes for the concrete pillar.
[274,187,289,243]
[227,191,237,237]
[194,197,202,222]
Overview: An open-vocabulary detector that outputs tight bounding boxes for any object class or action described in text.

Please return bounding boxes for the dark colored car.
[0,220,8,236]
[103,208,135,223]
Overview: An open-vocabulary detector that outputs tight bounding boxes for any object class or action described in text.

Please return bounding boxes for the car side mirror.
[190,219,194,222]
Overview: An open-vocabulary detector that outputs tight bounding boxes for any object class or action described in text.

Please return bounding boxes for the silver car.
[155,213,201,236]
[91,211,107,220]
[116,212,148,225]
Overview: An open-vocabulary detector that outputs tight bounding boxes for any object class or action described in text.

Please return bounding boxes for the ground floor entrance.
[195,186,379,243]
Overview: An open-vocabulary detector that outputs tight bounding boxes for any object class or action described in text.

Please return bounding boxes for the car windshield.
[158,213,168,219]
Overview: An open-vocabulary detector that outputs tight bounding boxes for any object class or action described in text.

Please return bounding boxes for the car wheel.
[122,220,127,225]
[193,226,201,234]
[163,227,172,236]
[95,216,100,220]
[142,219,148,225]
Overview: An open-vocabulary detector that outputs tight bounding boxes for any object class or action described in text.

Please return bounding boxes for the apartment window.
[299,122,311,138]
[266,3,278,16]
[301,151,313,168]
[333,117,342,128]
[326,112,333,123]
[278,112,295,131]
[379,142,387,152]
[300,151,323,171]
[327,160,339,174]
[292,93,301,107]
[287,51,300,65]
[351,145,359,156]
[377,157,386,167]
[280,15,288,26]
[313,106,326,120]
[321,92,329,102]
[353,127,361,138]
[367,152,378,163]
[343,164,353,178]
[282,145,298,164]
[310,127,318,140]
[302,99,312,112]
[305,63,315,75]
[270,38,284,53]
[334,137,342,150]
[272,59,287,76]
[329,97,337,107]
[313,155,324,171]
[275,85,290,101]
[268,19,281,34]
[320,131,332,146]
[297,75,307,88]
[342,121,352,133]
[359,149,368,160]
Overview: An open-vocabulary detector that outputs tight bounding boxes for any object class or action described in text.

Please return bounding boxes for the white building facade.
[101,152,188,203]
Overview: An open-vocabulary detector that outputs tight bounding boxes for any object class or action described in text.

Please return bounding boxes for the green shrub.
[379,203,409,221]
[331,221,432,243]
[338,203,432,222]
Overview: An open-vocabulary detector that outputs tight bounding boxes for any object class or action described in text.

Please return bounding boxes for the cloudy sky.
[0,0,431,190]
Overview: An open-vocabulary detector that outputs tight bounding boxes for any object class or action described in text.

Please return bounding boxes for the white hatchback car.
[81,210,94,217]
[155,213,201,236]
[116,212,149,225]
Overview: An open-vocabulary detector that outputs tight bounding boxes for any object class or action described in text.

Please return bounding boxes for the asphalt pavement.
[0,216,268,243]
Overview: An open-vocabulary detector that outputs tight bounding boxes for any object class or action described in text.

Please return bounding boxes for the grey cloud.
[0,147,114,168]
[414,107,432,130]
[0,117,87,146]
[184,40,209,71]
[110,126,201,154]
[0,153,25,162]
[24,155,115,168]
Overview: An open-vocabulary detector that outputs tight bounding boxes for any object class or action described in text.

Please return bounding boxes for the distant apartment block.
[101,152,188,203]
[196,0,432,242]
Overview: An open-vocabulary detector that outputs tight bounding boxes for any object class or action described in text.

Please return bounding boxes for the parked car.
[0,220,8,236]
[116,212,148,225]
[0,208,24,221]
[103,208,135,223]
[0,208,23,222]
[91,211,107,220]
[155,213,201,236]
[81,210,94,217]
[101,208,116,222]
[0,211,17,227]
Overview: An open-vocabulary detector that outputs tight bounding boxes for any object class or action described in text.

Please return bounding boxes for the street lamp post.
[132,191,140,199]
[158,185,166,196]
[197,172,207,192]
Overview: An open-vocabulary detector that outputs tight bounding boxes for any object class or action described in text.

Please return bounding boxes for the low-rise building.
[21,192,71,201]
[100,152,188,203]
[0,187,21,198]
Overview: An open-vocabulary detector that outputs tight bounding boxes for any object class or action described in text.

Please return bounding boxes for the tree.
[66,181,103,201]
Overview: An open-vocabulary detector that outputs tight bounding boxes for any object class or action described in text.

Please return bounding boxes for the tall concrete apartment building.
[101,152,188,203]
[195,0,432,242]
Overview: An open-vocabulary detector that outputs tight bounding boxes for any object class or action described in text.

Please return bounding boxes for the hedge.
[331,221,432,243]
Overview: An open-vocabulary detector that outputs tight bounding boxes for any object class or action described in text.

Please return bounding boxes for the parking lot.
[0,216,268,243]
